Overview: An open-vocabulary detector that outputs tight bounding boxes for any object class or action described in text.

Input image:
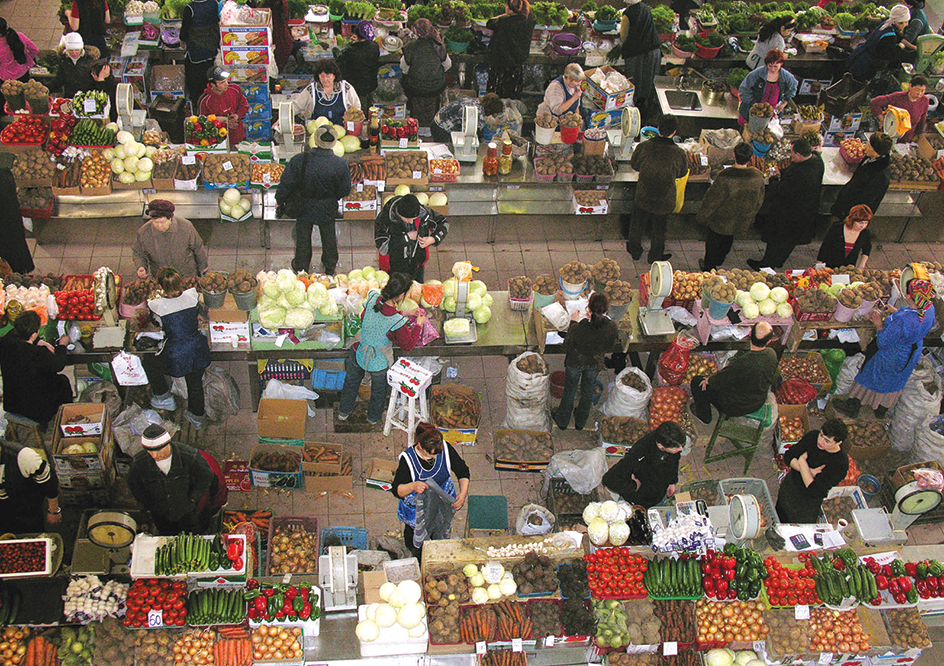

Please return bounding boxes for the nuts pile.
[80,151,111,188]
[574,190,606,206]
[702,276,737,303]
[559,261,590,284]
[385,151,428,179]
[592,258,620,283]
[603,280,632,305]
[533,274,557,296]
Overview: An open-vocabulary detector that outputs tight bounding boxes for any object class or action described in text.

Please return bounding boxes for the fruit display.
[73,90,109,117]
[669,271,708,300]
[809,608,870,653]
[797,104,823,121]
[701,546,766,602]
[684,354,718,383]
[80,151,111,189]
[808,550,880,606]
[0,540,47,575]
[1,116,46,145]
[695,599,768,643]
[494,429,553,463]
[793,286,837,313]
[69,120,116,147]
[574,190,607,207]
[92,617,136,666]
[430,384,479,429]
[508,276,532,299]
[380,117,419,142]
[644,557,701,599]
[384,151,427,179]
[185,114,228,146]
[702,275,736,303]
[884,608,932,648]
[778,354,829,385]
[511,552,558,596]
[648,386,688,431]
[529,600,562,638]
[425,571,470,644]
[429,158,460,181]
[13,151,56,183]
[779,414,805,444]
[841,137,868,163]
[533,274,557,295]
[600,416,649,446]
[592,599,631,648]
[246,580,319,622]
[557,562,590,599]
[592,258,620,284]
[559,261,590,284]
[219,188,252,218]
[586,549,649,598]
[653,600,696,643]
[203,154,250,185]
[63,576,128,623]
[152,533,245,576]
[124,578,188,628]
[889,153,937,182]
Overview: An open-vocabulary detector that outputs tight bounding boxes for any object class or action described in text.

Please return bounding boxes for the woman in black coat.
[817,205,873,269]
[335,21,380,109]
[830,132,892,222]
[0,168,34,274]
[486,0,533,99]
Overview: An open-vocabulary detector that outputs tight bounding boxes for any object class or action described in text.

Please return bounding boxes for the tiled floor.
[1,0,69,52]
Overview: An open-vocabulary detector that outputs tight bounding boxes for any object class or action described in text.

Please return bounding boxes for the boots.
[834,397,861,418]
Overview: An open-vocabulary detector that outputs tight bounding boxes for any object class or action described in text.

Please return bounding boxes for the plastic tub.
[747,114,770,133]
[535,125,554,145]
[857,474,881,500]
[533,291,556,309]
[560,278,588,299]
[231,288,257,311]
[560,126,580,144]
[609,301,631,321]
[702,292,734,319]
[833,301,857,322]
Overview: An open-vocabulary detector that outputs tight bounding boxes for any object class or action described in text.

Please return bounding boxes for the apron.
[311,83,347,124]
[549,76,570,119]
[354,292,406,372]
[397,446,456,527]
[156,298,211,377]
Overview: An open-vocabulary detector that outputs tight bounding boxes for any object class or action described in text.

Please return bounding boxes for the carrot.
[25,636,36,666]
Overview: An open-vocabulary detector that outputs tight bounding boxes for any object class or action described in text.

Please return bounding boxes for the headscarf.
[413,18,445,58]
[356,20,374,41]
[881,4,911,30]
[907,278,936,320]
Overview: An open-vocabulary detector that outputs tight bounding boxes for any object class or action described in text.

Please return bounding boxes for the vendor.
[738,49,798,125]
[847,4,911,81]
[127,425,216,535]
[0,440,60,534]
[431,92,504,144]
[868,75,928,143]
[133,199,208,280]
[830,132,893,223]
[775,420,849,524]
[538,63,585,118]
[291,58,360,125]
[746,17,796,70]
[198,67,250,145]
[374,193,449,282]
[88,59,117,122]
[902,0,932,56]
[392,422,470,559]
[602,421,685,508]
[48,32,97,98]
[334,21,380,110]
[817,204,873,270]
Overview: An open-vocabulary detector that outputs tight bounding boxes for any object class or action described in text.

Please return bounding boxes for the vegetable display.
[124,579,187,628]
[585,549,648,598]
[763,557,819,607]
[1,116,46,145]
[557,562,590,599]
[250,626,303,662]
[0,584,21,627]
[69,120,115,147]
[809,608,870,653]
[186,589,246,626]
[92,617,135,666]
[511,552,557,596]
[56,626,94,666]
[73,91,109,117]
[268,524,319,575]
[462,561,517,604]
[701,545,766,602]
[529,600,561,638]
[152,533,244,576]
[185,115,227,146]
[592,599,630,648]
[245,580,319,622]
[0,541,46,575]
[653,599,696,643]
[808,550,880,606]
[63,577,128,623]
[600,416,649,446]
[644,557,701,599]
[695,599,768,643]
[648,386,688,431]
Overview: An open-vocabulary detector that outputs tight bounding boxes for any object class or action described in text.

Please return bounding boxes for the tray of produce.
[858,552,918,607]
[882,607,932,649]
[587,550,648,599]
[129,533,247,579]
[443,317,477,344]
[494,429,553,471]
[600,416,649,450]
[186,587,247,626]
[761,557,819,608]
[694,599,767,650]
[512,551,560,597]
[701,545,765,601]
[644,557,702,600]
[808,549,879,608]
[0,538,53,578]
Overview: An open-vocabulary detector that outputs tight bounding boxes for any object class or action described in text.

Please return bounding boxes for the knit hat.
[356,20,375,41]
[397,194,421,219]
[147,199,176,218]
[314,125,338,150]
[63,32,84,50]
[882,4,911,29]
[141,424,172,450]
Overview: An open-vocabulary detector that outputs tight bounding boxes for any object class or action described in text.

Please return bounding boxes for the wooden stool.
[464,495,508,539]
[383,389,429,448]
[704,403,774,475]
[4,413,46,454]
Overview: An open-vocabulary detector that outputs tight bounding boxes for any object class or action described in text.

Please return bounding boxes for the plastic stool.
[465,495,508,539]
[704,403,774,475]
[4,413,46,454]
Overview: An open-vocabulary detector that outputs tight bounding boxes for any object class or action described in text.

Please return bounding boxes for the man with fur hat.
[374,192,449,281]
[133,199,208,279]
[276,124,351,275]
[127,425,216,535]
[48,32,97,98]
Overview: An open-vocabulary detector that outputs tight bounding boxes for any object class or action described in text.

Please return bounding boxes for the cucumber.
[8,590,20,625]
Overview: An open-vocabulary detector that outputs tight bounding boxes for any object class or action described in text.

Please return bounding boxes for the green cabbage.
[285,307,315,329]
[259,305,286,328]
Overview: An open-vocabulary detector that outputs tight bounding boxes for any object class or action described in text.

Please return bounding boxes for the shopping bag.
[674,169,690,214]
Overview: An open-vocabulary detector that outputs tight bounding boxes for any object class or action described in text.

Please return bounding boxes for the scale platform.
[853,508,908,546]
[639,309,675,336]
[450,131,479,162]
[72,509,152,576]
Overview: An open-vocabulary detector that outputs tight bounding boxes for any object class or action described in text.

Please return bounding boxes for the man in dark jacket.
[690,322,778,424]
[0,311,72,431]
[375,193,449,281]
[830,132,892,222]
[602,421,685,508]
[748,138,825,270]
[697,142,766,271]
[625,114,689,264]
[276,125,351,275]
[0,440,60,534]
[127,425,216,535]
[180,0,220,104]
[335,21,380,109]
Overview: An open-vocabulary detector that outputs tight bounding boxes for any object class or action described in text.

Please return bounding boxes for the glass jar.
[498,139,514,175]
[483,142,498,176]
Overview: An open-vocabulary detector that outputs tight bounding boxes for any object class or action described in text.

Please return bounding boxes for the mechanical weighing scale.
[72,510,148,575]
[606,105,641,162]
[450,105,479,163]
[639,260,676,336]
[116,83,147,137]
[275,101,305,162]
[318,546,358,611]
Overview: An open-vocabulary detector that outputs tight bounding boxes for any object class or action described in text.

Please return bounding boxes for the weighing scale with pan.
[639,261,676,337]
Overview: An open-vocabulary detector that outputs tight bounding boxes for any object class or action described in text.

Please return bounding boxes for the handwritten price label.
[795,605,810,620]
[511,638,522,653]
[182,155,196,165]
[399,138,408,148]
[83,98,97,114]
[222,161,233,171]
[411,170,421,179]
[147,609,164,627]
[475,642,486,656]
[663,642,678,656]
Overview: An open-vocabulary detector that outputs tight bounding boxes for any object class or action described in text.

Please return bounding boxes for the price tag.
[347,121,355,131]
[263,173,271,185]
[83,98,96,113]
[357,183,363,192]
[399,138,408,148]
[543,636,555,648]
[475,642,486,656]
[511,638,523,653]
[753,641,766,654]
[182,155,196,165]
[795,605,810,620]
[142,188,156,194]
[433,168,442,175]
[819,653,833,665]
[662,642,678,656]
[505,184,520,190]
[282,573,292,584]
[223,161,234,171]
[483,561,504,583]
[147,609,164,627]
[411,170,421,179]
[700,154,708,166]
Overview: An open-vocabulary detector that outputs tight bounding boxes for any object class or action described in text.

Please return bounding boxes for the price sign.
[142,188,156,194]
[182,155,196,165]
[483,561,503,583]
[347,121,355,132]
[282,573,292,584]
[753,641,766,654]
[819,653,833,665]
[662,642,678,656]
[505,184,520,190]
[147,609,164,627]
[83,98,96,114]
[700,154,708,166]
[411,170,421,179]
[223,161,233,171]
[511,638,523,653]
[399,138,408,148]
[357,183,363,192]
[475,642,486,656]
[433,168,442,175]
[795,605,810,620]
[543,637,555,648]
[263,173,271,185]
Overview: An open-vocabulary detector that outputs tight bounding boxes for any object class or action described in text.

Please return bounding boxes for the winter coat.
[830,154,890,221]
[817,223,872,269]
[374,195,449,272]
[856,305,936,394]
[762,153,825,246]
[401,38,449,97]
[847,24,902,80]
[180,0,220,63]
[746,32,786,70]
[738,65,798,120]
[336,40,381,97]
[603,431,680,508]
[132,216,208,279]
[127,442,215,526]
[486,13,533,66]
[198,83,250,143]
[0,31,38,81]
[696,165,766,236]
[275,147,351,217]
[620,0,661,58]
[630,136,689,215]
[48,48,99,98]
[0,334,72,428]
[0,168,33,273]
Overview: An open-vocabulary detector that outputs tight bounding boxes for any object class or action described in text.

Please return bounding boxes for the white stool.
[384,359,434,447]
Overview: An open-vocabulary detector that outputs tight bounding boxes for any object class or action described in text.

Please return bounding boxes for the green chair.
[465,495,508,539]
[704,402,774,474]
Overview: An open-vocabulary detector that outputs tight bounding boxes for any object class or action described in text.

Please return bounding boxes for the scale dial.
[898,488,942,515]
[87,511,137,548]
[622,106,640,139]
[729,494,761,541]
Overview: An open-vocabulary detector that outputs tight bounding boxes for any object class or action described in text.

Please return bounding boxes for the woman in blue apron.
[292,58,361,125]
[141,267,211,430]
[847,4,911,81]
[540,63,586,119]
[392,422,470,558]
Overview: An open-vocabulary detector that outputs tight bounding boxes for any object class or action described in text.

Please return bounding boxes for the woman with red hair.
[817,204,873,269]
[737,49,798,125]
[392,422,470,558]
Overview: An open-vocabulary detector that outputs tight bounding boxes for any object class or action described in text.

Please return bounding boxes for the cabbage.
[416,192,429,205]
[769,286,789,303]
[397,580,422,605]
[111,158,125,174]
[408,622,426,638]
[705,649,735,666]
[332,143,345,157]
[262,281,280,298]
[608,520,630,546]
[469,280,487,297]
[145,146,158,157]
[119,172,136,184]
[366,603,379,620]
[374,604,398,628]
[429,192,448,206]
[469,572,485,588]
[471,587,489,604]
[355,619,380,643]
[482,293,493,307]
[258,305,286,329]
[285,307,315,329]
[388,588,407,609]
[587,517,610,545]
[394,184,411,197]
[114,144,126,159]
[749,282,770,302]
[379,582,397,602]
[219,201,233,216]
[334,124,347,139]
[341,135,361,153]
[397,602,425,630]
[463,563,478,578]
[223,188,242,205]
[735,652,758,666]
[275,269,297,291]
[102,148,115,160]
[135,170,150,182]
[123,155,139,171]
[599,500,620,522]
[466,293,482,311]
[443,318,470,337]
[362,266,376,279]
[776,302,794,318]
[442,278,458,298]
[441,296,457,312]
[375,270,389,287]
[735,290,752,308]
[319,300,340,317]
[137,157,153,173]
[741,301,759,319]
[349,269,364,281]
[758,298,777,316]
[583,503,600,523]
[486,584,502,600]
[285,286,307,306]
[498,577,517,596]
[116,130,134,145]
[473,306,491,324]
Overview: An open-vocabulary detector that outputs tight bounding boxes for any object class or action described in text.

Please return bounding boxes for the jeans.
[627,208,668,263]
[337,352,390,423]
[556,365,599,430]
[293,206,339,274]
[703,228,734,271]
[141,353,206,416]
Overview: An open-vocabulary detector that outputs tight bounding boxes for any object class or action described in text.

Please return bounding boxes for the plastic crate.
[546,477,592,521]
[267,516,319,575]
[718,477,779,549]
[321,526,369,554]
[674,479,723,506]
[311,368,346,391]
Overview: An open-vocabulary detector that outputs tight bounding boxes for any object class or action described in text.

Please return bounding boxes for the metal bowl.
[702,80,727,106]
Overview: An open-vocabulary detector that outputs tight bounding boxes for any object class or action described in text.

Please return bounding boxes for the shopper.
[554,293,619,431]
[901,0,931,56]
[392,422,470,558]
[0,168,34,274]
[400,19,451,127]
[696,142,766,272]
[275,124,351,275]
[690,322,778,424]
[0,440,60,535]
[180,0,220,104]
[0,19,39,107]
[266,0,294,72]
[602,421,685,508]
[746,16,796,69]
[869,75,928,143]
[127,425,216,535]
[776,420,850,524]
[835,265,938,418]
[140,267,211,430]
[486,0,533,99]
[620,0,661,121]
[198,67,250,144]
[66,0,110,57]
[335,21,380,109]
[625,114,688,263]
[89,59,118,122]
[738,49,798,124]
[847,4,911,81]
[133,200,208,280]
[291,59,360,125]
[374,193,449,282]
[830,132,892,223]
[538,63,585,118]
[0,311,73,432]
[337,273,426,424]
[817,205,873,269]
[748,137,824,270]
[48,33,97,98]
[431,92,504,143]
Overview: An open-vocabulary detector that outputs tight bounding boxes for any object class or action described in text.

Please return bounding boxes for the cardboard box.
[58,403,105,437]
[375,103,407,120]
[775,404,810,454]
[220,25,272,47]
[230,66,269,83]
[222,7,270,27]
[238,82,270,102]
[59,487,111,506]
[366,458,398,491]
[53,427,115,478]
[224,460,252,491]
[586,106,624,129]
[58,471,110,490]
[208,296,251,347]
[303,442,353,492]
[573,194,609,215]
[249,442,303,489]
[150,64,185,97]
[826,112,862,133]
[361,570,387,604]
[583,65,634,111]
[256,398,307,440]
[245,101,272,120]
[221,45,271,66]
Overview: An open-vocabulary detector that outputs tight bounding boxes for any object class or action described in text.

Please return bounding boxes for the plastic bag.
[263,378,320,416]
[515,504,556,536]
[405,308,440,346]
[502,352,551,432]
[914,468,944,491]
[835,353,864,395]
[542,448,607,495]
[78,381,122,419]
[889,358,942,452]
[112,404,176,457]
[602,367,652,419]
[541,302,570,331]
[914,415,944,466]
[657,331,698,386]
[776,378,818,405]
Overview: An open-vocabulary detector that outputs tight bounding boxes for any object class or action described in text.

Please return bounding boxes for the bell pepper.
[905,587,919,604]
[833,558,846,571]
[891,560,906,577]
[285,587,298,600]
[299,602,312,620]
[244,590,262,600]
[929,560,944,577]
[300,587,310,601]
[905,562,918,577]
[899,577,913,593]
[254,597,268,613]
[246,579,260,590]
[866,560,881,575]
[227,541,242,561]
[916,562,928,579]
[293,596,305,613]
[876,575,889,590]
[262,588,276,598]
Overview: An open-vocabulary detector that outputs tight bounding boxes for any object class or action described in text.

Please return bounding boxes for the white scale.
[606,105,640,162]
[450,105,479,163]
[276,101,305,161]
[318,546,358,611]
[116,83,146,137]
[729,494,762,542]
[890,481,942,531]
[639,260,676,337]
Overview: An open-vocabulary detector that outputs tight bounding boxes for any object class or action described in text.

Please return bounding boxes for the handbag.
[674,169,690,214]
[279,149,310,219]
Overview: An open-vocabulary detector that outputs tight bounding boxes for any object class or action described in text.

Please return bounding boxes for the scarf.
[413,18,445,59]
[908,279,935,320]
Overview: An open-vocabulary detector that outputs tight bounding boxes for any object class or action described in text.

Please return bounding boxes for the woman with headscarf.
[847,4,911,81]
[335,21,380,109]
[816,205,874,269]
[400,19,451,127]
[291,58,361,125]
[0,168,34,274]
[746,16,796,70]
[0,19,39,108]
[486,0,533,99]
[835,264,938,419]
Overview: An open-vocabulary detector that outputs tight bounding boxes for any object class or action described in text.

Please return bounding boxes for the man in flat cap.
[133,200,208,280]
